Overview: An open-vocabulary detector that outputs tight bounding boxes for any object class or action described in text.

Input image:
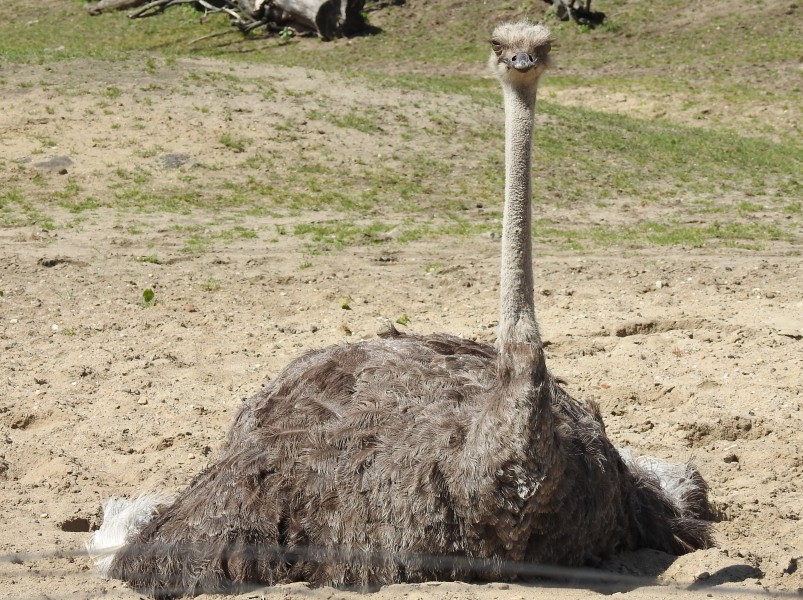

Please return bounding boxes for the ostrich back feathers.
[103,330,713,597]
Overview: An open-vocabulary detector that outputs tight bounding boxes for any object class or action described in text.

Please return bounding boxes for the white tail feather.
[618,449,699,512]
[86,494,171,577]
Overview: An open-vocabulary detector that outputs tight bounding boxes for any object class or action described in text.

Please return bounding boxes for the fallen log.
[268,0,365,40]
[86,0,367,40]
[263,0,366,39]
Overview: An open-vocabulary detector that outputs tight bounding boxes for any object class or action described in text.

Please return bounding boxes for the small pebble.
[137,398,148,406]
[187,453,196,460]
[51,324,59,332]
[39,513,48,519]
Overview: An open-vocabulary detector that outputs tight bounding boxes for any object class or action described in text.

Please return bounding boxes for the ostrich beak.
[508,52,536,72]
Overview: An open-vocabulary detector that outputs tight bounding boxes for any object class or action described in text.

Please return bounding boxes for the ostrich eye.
[490,40,503,56]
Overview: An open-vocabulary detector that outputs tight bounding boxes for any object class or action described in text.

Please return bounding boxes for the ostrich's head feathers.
[489,22,552,88]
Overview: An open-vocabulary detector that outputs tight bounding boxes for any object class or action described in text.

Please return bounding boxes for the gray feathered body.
[107,329,713,597]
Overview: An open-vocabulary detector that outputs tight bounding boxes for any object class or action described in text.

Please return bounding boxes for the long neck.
[454,78,560,522]
[498,83,541,349]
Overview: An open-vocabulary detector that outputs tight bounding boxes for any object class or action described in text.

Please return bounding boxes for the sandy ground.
[1,57,801,600]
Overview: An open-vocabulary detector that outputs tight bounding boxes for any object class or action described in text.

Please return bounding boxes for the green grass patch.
[535,101,802,204]
[181,233,210,254]
[535,218,791,251]
[293,221,394,251]
[1,0,798,255]
[0,4,231,63]
[219,132,250,153]
[293,217,492,252]
[200,278,221,292]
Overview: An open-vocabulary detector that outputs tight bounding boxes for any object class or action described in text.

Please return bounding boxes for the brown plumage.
[89,21,714,599]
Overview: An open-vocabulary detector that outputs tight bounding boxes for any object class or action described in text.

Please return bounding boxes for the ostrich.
[88,21,713,598]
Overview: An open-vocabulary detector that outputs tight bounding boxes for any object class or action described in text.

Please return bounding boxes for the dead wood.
[86,0,368,40]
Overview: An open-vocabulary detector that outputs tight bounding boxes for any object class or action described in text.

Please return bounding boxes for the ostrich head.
[488,22,552,89]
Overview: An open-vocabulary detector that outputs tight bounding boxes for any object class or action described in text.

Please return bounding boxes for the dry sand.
[0,58,801,600]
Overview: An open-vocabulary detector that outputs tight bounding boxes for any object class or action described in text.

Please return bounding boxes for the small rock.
[158,153,191,169]
[33,155,73,172]
[723,453,739,463]
[137,398,148,406]
[39,513,48,519]
[655,280,667,289]
[51,324,59,332]
[187,453,196,460]
[695,570,711,581]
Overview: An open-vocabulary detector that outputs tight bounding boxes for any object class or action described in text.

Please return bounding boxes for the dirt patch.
[679,416,772,447]
[0,57,801,600]
[544,85,801,143]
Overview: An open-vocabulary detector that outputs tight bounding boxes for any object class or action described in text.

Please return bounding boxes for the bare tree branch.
[87,0,370,39]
